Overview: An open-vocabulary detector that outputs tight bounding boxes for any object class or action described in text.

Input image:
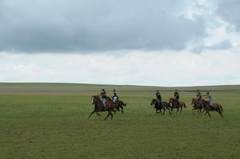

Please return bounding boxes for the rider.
[100,89,107,107]
[174,89,180,105]
[196,89,202,101]
[155,90,162,105]
[205,91,213,107]
[112,89,119,103]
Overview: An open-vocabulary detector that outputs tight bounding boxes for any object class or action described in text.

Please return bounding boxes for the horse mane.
[105,96,112,101]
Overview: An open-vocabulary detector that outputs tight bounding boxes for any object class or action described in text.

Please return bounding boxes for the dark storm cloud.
[0,0,206,53]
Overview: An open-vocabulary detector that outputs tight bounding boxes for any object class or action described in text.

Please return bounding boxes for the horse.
[191,98,205,113]
[202,101,224,118]
[169,98,186,112]
[88,96,116,120]
[150,99,171,114]
[114,100,127,113]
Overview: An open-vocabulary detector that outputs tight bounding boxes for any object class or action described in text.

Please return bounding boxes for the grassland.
[0,83,240,159]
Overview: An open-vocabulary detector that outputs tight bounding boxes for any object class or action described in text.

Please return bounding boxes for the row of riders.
[152,89,223,117]
[89,89,223,120]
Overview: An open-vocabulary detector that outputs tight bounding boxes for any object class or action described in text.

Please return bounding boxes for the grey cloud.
[206,40,233,50]
[0,0,206,53]
[216,0,240,30]
[190,40,233,53]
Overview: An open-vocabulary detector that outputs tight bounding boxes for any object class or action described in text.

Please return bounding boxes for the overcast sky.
[0,0,240,86]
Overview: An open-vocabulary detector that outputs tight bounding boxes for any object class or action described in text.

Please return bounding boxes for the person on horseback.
[112,89,119,103]
[174,89,180,105]
[155,90,162,105]
[205,91,213,107]
[100,89,107,107]
[196,89,202,101]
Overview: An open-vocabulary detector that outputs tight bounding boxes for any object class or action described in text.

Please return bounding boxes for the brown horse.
[203,101,224,118]
[169,98,186,112]
[88,96,116,120]
[114,100,127,113]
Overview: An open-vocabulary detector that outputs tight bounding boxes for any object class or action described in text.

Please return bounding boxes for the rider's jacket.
[156,92,162,101]
[196,92,202,99]
[207,95,213,105]
[112,93,119,102]
[174,91,180,100]
[100,90,107,98]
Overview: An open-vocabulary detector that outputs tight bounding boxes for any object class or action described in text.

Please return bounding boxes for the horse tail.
[183,103,186,108]
[219,104,223,112]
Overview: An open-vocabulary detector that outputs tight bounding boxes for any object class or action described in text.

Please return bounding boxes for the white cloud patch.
[0,50,239,86]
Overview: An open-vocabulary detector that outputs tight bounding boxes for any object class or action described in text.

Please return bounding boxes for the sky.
[0,0,240,86]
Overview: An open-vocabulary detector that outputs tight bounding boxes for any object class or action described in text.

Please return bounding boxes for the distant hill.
[0,83,239,94]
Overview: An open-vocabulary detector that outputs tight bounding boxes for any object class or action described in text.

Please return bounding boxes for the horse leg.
[192,108,196,115]
[104,111,111,120]
[160,109,162,114]
[180,106,182,112]
[120,106,124,113]
[205,111,211,118]
[161,108,164,115]
[88,110,96,119]
[168,108,172,115]
[110,111,113,120]
[219,111,224,118]
[163,108,166,115]
[217,109,224,118]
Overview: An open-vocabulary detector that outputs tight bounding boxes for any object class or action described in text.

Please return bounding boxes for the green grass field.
[0,83,240,159]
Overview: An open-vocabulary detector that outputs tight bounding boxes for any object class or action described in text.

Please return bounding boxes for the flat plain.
[0,83,239,159]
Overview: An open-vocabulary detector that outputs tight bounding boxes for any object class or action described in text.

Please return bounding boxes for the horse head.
[169,98,174,103]
[91,95,100,105]
[119,100,127,106]
[150,99,156,105]
[191,98,196,105]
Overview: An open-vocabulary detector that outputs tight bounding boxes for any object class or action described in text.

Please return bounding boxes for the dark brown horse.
[88,96,116,120]
[150,99,171,114]
[114,100,127,113]
[203,101,224,118]
[191,98,205,113]
[169,98,186,112]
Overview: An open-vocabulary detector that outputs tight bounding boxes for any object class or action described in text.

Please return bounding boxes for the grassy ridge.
[0,83,240,159]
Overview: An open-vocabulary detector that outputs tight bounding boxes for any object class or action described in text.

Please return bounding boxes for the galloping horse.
[191,98,205,113]
[169,98,186,112]
[203,101,224,118]
[150,99,171,114]
[88,96,116,120]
